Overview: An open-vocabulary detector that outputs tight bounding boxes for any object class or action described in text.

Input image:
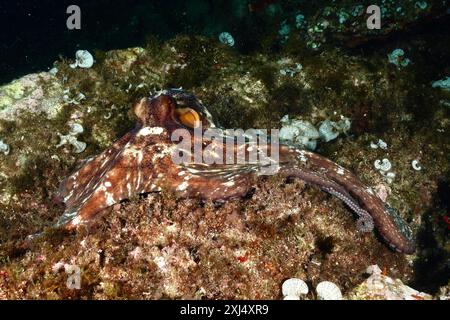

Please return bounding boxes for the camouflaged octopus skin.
[56,89,416,254]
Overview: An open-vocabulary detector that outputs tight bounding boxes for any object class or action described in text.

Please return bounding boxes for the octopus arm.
[58,130,137,205]
[280,148,415,254]
[56,129,140,227]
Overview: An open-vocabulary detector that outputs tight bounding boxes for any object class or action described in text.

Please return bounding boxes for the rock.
[0,72,64,121]
[0,33,448,300]
[279,116,319,150]
[347,265,432,300]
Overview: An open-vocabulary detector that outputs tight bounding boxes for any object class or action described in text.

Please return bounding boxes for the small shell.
[377,139,388,149]
[411,159,422,171]
[49,67,58,75]
[56,134,86,153]
[370,139,387,149]
[282,278,309,297]
[384,171,396,184]
[71,140,87,154]
[70,50,94,68]
[218,32,235,47]
[0,139,10,155]
[318,120,339,142]
[316,281,342,300]
[70,123,84,135]
[374,158,392,172]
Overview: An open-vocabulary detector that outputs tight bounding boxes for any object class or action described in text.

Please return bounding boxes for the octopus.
[55,89,416,254]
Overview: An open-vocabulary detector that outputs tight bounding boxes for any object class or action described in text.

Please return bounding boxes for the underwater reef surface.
[0,16,450,298]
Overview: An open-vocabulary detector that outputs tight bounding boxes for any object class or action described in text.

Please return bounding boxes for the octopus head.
[134,89,216,132]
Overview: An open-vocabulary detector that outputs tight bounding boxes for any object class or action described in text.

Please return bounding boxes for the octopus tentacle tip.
[55,89,416,254]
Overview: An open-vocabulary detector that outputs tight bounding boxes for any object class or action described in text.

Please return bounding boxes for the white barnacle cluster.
[281,278,343,300]
[276,58,309,88]
[56,123,86,153]
[218,32,235,47]
[279,115,319,150]
[63,89,86,105]
[0,139,10,155]
[69,50,94,69]
[353,265,432,300]
[279,115,351,150]
[278,59,303,77]
[280,63,303,77]
[318,117,351,142]
[374,158,395,183]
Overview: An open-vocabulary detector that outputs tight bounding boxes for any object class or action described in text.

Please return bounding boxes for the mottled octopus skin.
[56,89,415,254]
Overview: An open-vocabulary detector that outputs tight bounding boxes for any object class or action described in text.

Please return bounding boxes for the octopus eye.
[175,108,201,128]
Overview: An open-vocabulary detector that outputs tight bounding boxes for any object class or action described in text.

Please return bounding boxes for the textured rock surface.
[0,33,449,299]
[348,265,432,300]
[0,73,64,121]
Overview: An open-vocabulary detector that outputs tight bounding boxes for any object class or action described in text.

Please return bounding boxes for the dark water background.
[1,0,449,85]
[0,0,267,84]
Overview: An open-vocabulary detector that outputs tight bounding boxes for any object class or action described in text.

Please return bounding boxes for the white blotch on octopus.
[137,126,164,137]
[105,193,115,206]
[223,181,235,187]
[104,181,112,187]
[177,181,189,191]
[152,145,174,162]
[336,167,345,175]
[411,159,422,171]
[71,216,82,226]
[296,150,307,162]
